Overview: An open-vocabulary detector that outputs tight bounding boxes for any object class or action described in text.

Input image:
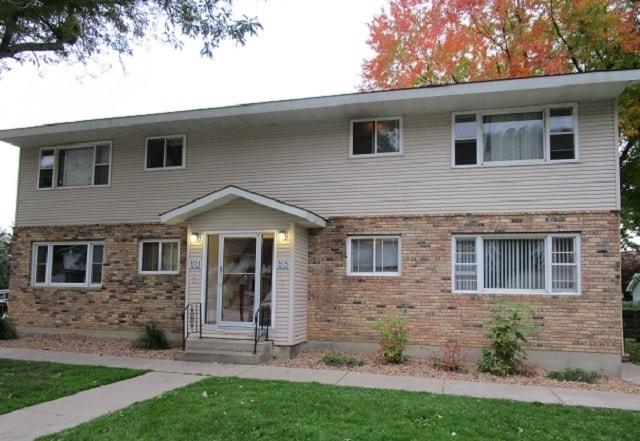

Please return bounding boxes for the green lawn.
[0,358,146,415]
[39,376,640,441]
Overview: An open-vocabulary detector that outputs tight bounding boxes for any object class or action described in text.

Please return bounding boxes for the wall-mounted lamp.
[278,230,289,242]
[190,232,202,244]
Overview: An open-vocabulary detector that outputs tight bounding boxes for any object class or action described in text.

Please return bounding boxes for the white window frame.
[451,234,581,295]
[347,236,401,276]
[350,117,403,158]
[144,134,187,171]
[37,141,112,190]
[32,241,104,287]
[451,104,578,168]
[139,239,181,274]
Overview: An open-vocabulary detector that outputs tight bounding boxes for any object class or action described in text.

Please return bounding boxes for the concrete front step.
[177,339,273,365]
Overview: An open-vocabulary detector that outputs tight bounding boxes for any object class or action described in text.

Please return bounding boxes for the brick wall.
[9,223,186,334]
[308,211,622,355]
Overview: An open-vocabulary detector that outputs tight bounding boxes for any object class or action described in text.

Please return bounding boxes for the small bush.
[548,369,601,384]
[371,311,409,364]
[431,341,468,372]
[131,321,170,350]
[322,352,365,367]
[478,300,535,376]
[0,316,18,340]
[322,352,345,366]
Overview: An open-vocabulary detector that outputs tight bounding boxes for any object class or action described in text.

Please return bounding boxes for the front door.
[204,233,273,327]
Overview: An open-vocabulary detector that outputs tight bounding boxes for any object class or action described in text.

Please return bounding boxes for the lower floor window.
[348,236,401,276]
[140,240,180,273]
[453,234,580,294]
[33,242,104,286]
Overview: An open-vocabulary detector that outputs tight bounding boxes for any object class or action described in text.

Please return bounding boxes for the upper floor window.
[347,236,401,276]
[38,142,111,189]
[145,135,186,170]
[351,118,402,157]
[452,234,580,294]
[32,242,104,286]
[139,239,180,274]
[452,105,577,167]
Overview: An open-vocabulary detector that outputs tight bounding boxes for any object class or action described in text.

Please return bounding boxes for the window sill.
[452,290,580,296]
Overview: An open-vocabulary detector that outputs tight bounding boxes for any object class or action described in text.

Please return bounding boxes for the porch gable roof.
[160,185,327,228]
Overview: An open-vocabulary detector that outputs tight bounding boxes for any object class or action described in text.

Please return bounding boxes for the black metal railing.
[183,303,202,351]
[254,304,272,354]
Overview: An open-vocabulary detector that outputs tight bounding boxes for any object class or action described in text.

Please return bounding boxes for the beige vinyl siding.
[274,238,290,346]
[16,101,618,226]
[291,222,309,345]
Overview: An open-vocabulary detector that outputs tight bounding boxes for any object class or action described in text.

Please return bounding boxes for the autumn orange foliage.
[361,0,640,90]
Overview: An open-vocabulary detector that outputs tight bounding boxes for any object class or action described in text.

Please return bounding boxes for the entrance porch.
[160,186,326,363]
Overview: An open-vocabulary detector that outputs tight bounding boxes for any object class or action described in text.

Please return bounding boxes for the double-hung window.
[145,135,186,170]
[351,118,402,157]
[139,240,180,274]
[452,234,580,294]
[32,242,104,286]
[347,236,401,276]
[452,105,577,166]
[38,142,112,189]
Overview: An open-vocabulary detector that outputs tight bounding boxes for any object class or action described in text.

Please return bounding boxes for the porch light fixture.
[278,230,289,242]
[190,232,201,244]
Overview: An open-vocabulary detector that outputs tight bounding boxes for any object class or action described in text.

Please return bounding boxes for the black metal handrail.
[182,303,202,351]
[254,303,272,354]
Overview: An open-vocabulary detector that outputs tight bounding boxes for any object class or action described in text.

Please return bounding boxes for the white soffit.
[160,185,327,228]
[2,70,640,148]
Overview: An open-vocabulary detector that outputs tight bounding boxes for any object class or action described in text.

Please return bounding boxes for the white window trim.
[451,104,579,168]
[349,117,403,158]
[144,134,187,171]
[32,241,104,287]
[347,235,402,276]
[139,239,181,274]
[451,233,581,295]
[37,141,112,190]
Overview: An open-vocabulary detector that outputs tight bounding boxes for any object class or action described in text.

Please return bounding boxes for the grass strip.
[0,358,146,415]
[40,376,640,441]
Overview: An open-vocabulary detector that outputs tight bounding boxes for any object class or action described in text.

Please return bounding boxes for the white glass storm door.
[204,233,274,327]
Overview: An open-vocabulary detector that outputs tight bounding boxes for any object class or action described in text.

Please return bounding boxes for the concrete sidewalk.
[1,348,639,441]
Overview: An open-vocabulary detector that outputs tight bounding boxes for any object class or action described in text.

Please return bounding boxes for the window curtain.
[483,112,543,162]
[484,238,545,290]
[375,238,398,271]
[455,239,477,290]
[60,147,93,186]
[352,239,374,272]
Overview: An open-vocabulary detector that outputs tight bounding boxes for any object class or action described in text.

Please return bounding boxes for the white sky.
[0,0,386,230]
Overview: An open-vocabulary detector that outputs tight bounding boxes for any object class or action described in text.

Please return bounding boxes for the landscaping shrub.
[371,311,409,364]
[322,352,345,366]
[322,352,365,367]
[547,369,601,384]
[431,340,468,372]
[0,316,18,340]
[131,321,170,350]
[478,300,535,376]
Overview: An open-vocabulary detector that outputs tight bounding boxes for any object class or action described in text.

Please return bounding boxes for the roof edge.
[160,185,327,228]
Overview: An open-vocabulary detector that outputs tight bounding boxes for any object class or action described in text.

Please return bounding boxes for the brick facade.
[308,211,622,355]
[10,223,186,334]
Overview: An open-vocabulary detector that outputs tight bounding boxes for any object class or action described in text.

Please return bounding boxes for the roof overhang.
[160,185,327,228]
[2,70,640,149]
